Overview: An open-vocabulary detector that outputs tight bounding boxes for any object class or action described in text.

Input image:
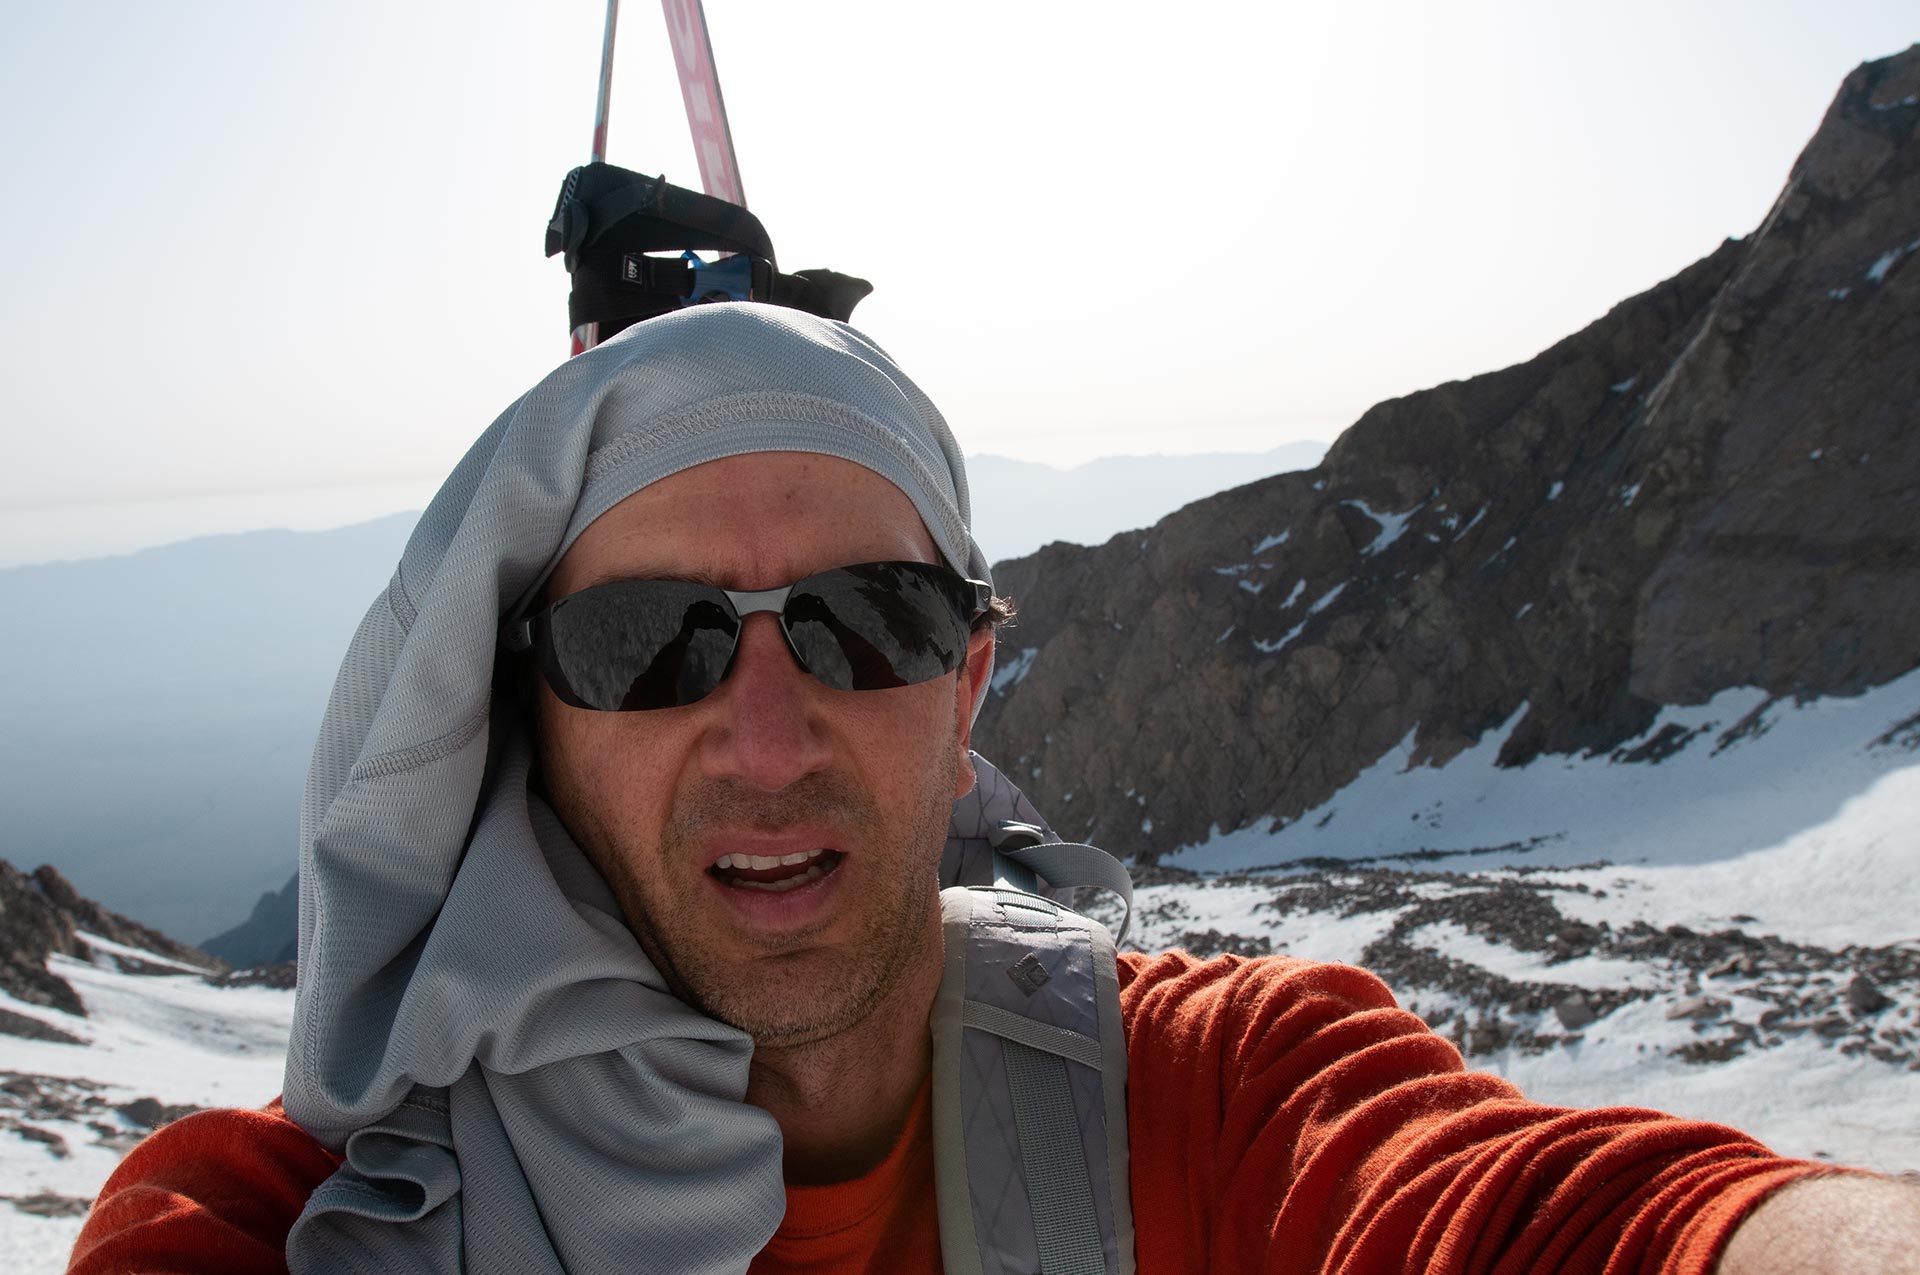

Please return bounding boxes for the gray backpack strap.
[944,753,1137,947]
[998,841,1134,948]
[930,887,1135,1275]
[944,752,1062,893]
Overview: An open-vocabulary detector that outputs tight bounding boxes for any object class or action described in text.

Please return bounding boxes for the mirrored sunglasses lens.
[785,562,970,692]
[547,582,738,710]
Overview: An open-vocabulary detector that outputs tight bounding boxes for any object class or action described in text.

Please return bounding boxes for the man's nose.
[697,613,834,790]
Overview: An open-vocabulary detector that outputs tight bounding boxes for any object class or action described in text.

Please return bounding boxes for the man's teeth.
[710,848,837,893]
[715,849,828,871]
[728,861,832,892]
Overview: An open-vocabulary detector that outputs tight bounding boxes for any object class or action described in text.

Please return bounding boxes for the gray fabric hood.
[282,303,1000,1273]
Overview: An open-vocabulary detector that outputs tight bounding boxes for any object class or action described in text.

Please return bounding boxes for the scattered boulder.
[3,1191,90,1218]
[1706,953,1756,979]
[115,1097,203,1131]
[1813,1012,1853,1038]
[1555,993,1598,1031]
[0,1071,105,1122]
[14,1123,69,1158]
[1173,929,1272,959]
[0,1005,87,1045]
[1465,1018,1516,1056]
[1848,973,1893,1015]
[1674,1037,1746,1065]
[1666,996,1729,1022]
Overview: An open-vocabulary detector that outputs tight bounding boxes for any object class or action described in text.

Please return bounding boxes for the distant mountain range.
[0,516,416,944]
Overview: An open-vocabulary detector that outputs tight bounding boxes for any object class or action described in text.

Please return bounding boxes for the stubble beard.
[607,756,958,1050]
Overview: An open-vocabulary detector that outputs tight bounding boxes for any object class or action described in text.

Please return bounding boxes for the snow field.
[1,939,296,1270]
[1167,668,1920,919]
[4,1209,86,1275]
[1482,994,1920,1173]
[1136,675,1920,1171]
[4,948,293,1104]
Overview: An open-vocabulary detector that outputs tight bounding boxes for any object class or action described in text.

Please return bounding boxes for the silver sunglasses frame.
[502,563,992,658]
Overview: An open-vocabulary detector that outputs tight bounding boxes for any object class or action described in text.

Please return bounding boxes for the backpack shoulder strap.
[930,886,1135,1275]
[943,753,1136,945]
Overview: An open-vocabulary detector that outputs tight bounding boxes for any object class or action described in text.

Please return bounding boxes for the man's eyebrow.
[570,568,730,592]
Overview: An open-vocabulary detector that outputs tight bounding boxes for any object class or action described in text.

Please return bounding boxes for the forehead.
[550,452,943,597]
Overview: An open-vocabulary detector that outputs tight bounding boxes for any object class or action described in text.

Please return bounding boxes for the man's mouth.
[709,848,846,893]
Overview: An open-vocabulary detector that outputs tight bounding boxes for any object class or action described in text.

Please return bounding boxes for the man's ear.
[952,625,995,799]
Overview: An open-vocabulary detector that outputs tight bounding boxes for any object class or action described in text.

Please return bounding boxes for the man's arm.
[1117,951,1863,1273]
[1719,1176,1920,1274]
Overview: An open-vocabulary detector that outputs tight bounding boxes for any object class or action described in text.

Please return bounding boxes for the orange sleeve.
[1117,951,1833,1275]
[68,1099,341,1275]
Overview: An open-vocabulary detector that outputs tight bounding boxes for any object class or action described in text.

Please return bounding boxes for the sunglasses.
[506,560,992,711]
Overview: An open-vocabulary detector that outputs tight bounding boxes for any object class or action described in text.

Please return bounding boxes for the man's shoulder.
[1117,947,1399,1007]
[1114,948,1412,1057]
[69,1099,339,1275]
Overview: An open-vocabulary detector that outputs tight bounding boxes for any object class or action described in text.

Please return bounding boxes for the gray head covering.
[283,303,993,1273]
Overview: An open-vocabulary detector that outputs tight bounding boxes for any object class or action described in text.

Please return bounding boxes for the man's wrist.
[1716,1173,1920,1274]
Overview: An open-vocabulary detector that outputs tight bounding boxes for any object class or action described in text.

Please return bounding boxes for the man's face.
[535,452,990,1048]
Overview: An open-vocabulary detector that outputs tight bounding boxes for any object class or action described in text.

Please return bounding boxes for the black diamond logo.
[1007,953,1051,996]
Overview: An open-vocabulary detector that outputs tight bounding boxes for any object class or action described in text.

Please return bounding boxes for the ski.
[660,0,746,207]
[571,0,624,355]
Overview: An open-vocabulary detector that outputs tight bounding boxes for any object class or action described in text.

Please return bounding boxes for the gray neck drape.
[283,303,993,1273]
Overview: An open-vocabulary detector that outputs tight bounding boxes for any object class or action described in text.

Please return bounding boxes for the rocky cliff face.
[0,861,226,1042]
[974,46,1920,862]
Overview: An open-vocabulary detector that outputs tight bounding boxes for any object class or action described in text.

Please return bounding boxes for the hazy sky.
[2,2,1914,564]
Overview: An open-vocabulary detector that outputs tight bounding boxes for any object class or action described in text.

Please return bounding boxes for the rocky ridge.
[0,860,229,1044]
[974,46,1920,863]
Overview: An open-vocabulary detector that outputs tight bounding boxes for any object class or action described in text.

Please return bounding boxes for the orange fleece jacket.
[70,951,1825,1273]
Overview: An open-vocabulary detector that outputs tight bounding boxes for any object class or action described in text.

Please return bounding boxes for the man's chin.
[658,898,942,1051]
[682,949,905,1050]
[683,979,871,1052]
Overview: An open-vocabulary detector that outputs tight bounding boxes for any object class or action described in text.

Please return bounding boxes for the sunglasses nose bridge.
[719,583,812,679]
[721,584,794,620]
